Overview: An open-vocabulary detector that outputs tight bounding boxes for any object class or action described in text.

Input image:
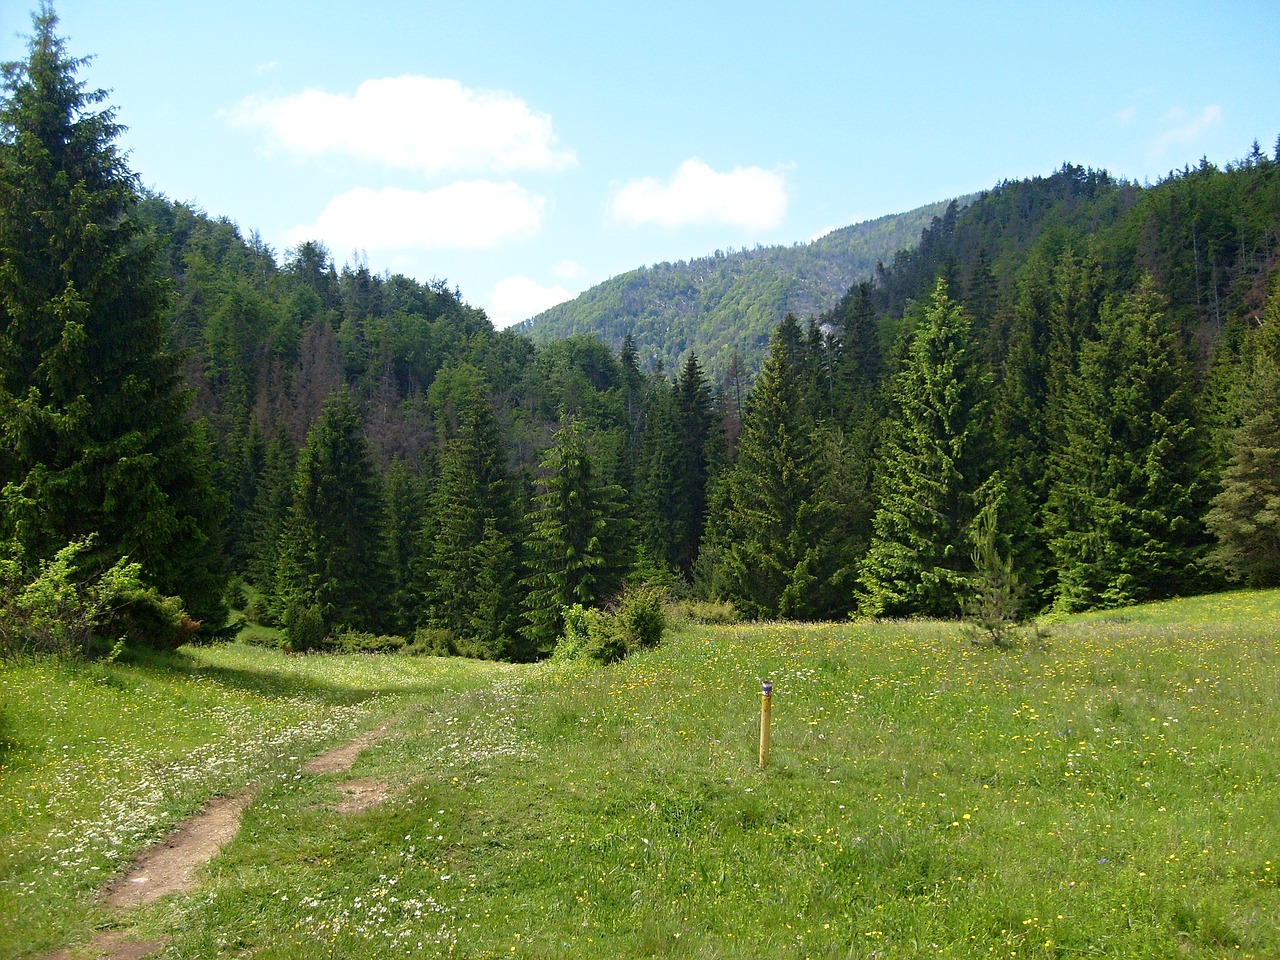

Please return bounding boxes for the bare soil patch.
[303,723,390,774]
[101,791,254,910]
[334,777,394,813]
[41,931,170,960]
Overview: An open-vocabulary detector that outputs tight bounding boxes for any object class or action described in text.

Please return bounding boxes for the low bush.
[552,586,668,665]
[333,630,407,654]
[407,626,457,656]
[0,536,190,658]
[283,603,327,653]
[665,597,741,625]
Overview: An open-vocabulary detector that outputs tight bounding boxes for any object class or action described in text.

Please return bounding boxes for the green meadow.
[2,591,1279,959]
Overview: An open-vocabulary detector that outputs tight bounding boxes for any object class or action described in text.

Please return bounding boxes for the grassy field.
[2,591,1278,958]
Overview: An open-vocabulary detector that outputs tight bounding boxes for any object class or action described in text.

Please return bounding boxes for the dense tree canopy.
[5,9,1279,658]
[0,6,227,629]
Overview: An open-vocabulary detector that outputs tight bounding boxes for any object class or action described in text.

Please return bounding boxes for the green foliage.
[665,597,742,625]
[0,8,229,628]
[521,420,631,655]
[419,368,522,658]
[525,199,964,383]
[1205,294,1280,586]
[551,586,667,665]
[276,393,387,633]
[706,318,861,620]
[1045,279,1209,610]
[0,535,186,657]
[282,602,326,653]
[409,625,457,657]
[859,280,992,618]
[332,629,408,655]
[961,477,1024,647]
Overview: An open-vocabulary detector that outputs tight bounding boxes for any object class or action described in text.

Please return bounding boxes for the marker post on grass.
[759,679,773,768]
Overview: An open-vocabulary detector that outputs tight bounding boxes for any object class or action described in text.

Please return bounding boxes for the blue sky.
[3,1,1277,326]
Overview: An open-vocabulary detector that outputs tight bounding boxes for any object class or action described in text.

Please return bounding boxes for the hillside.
[520,199,968,382]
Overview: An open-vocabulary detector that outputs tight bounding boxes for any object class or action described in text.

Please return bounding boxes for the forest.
[2,9,1279,662]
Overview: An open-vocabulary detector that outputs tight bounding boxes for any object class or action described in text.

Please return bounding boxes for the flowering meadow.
[2,589,1279,958]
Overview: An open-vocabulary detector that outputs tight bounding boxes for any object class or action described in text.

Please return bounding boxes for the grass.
[2,589,1279,958]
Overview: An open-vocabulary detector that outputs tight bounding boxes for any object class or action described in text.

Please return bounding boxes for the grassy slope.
[2,591,1279,958]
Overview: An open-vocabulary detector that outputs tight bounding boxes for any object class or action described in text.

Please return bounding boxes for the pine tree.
[858,279,992,618]
[276,392,386,634]
[520,420,629,654]
[1045,279,1209,610]
[0,7,227,627]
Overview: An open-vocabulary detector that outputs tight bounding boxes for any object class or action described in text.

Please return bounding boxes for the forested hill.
[519,199,966,381]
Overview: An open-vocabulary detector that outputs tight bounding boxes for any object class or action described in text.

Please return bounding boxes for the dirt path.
[43,722,394,960]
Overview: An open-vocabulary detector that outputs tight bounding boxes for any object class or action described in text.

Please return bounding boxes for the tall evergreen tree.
[858,279,992,618]
[671,353,717,576]
[707,325,856,619]
[422,375,522,658]
[520,419,629,654]
[1045,279,1209,610]
[1204,290,1280,587]
[0,7,227,627]
[276,392,386,633]
[380,454,427,634]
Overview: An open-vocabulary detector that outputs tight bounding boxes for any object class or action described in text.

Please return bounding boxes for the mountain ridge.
[518,197,973,382]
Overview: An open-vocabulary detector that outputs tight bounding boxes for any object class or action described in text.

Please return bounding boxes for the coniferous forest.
[3,9,1280,661]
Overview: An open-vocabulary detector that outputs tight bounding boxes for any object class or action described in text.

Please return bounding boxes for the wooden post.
[759,679,773,768]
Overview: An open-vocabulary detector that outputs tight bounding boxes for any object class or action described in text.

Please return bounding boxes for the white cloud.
[285,181,545,252]
[553,259,586,280]
[1153,104,1222,156]
[228,75,576,175]
[609,158,788,231]
[488,276,572,329]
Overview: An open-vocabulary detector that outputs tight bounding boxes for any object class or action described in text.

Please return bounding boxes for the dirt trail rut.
[43,722,394,960]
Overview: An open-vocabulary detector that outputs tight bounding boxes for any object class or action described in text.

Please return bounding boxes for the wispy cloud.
[285,181,545,252]
[609,158,788,231]
[1152,104,1222,157]
[487,276,572,328]
[228,76,576,176]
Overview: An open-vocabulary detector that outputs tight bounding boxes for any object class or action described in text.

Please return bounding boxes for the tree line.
[3,8,1278,660]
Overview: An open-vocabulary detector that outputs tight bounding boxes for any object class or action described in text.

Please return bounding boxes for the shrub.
[0,536,188,658]
[334,630,407,654]
[617,585,666,651]
[665,598,741,625]
[283,603,327,653]
[103,587,193,650]
[407,626,457,657]
[552,586,668,665]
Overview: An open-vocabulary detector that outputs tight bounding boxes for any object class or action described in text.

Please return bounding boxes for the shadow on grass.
[117,644,488,707]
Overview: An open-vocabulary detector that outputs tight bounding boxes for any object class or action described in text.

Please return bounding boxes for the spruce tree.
[422,378,522,658]
[858,279,992,618]
[0,7,227,627]
[381,454,426,635]
[1044,279,1208,610]
[276,392,386,635]
[520,420,629,654]
[708,325,856,620]
[671,353,717,576]
[1204,293,1280,587]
